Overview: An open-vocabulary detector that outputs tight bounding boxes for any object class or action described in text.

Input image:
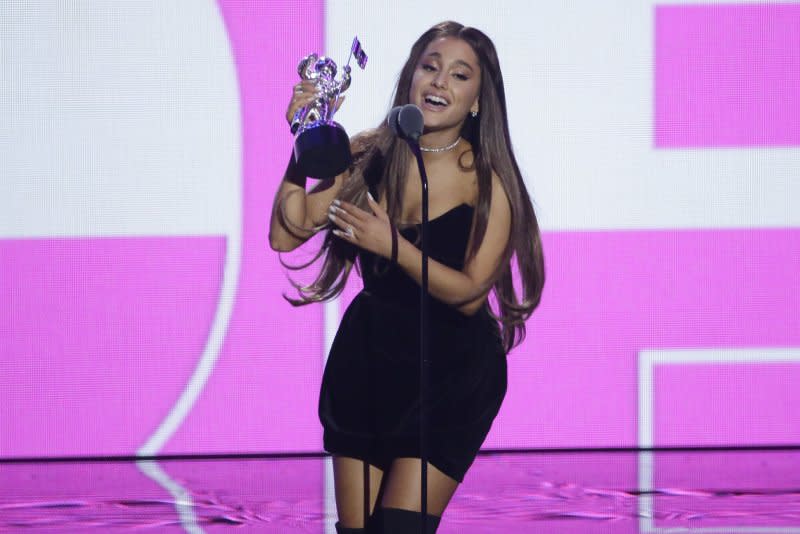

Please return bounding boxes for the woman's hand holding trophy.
[285,38,367,179]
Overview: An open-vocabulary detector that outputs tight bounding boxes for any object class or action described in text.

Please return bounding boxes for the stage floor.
[2,448,799,533]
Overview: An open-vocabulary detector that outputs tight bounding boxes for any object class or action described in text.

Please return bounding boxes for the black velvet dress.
[319,203,507,482]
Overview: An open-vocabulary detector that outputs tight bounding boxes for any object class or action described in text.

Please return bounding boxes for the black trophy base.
[293,122,352,179]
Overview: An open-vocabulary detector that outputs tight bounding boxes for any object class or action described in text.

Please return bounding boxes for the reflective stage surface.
[1,449,799,533]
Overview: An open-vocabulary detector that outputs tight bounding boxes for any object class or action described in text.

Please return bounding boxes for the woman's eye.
[454,73,469,81]
[422,64,436,72]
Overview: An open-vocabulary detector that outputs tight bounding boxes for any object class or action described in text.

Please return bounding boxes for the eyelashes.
[420,64,470,81]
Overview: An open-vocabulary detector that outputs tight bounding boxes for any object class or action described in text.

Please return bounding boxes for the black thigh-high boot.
[335,522,366,534]
[373,507,441,534]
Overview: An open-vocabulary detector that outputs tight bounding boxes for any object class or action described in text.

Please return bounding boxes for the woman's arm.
[268,79,348,252]
[268,154,345,252]
[394,174,510,315]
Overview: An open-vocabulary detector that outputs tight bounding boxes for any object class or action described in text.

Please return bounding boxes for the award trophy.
[290,37,368,178]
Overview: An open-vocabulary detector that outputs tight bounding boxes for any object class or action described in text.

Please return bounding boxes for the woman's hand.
[285,81,346,126]
[328,193,393,258]
[285,80,319,125]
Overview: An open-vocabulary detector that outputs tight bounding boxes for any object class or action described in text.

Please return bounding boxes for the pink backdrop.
[1,1,798,460]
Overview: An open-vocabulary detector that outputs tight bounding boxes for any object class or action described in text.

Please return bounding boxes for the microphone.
[397,104,424,143]
[387,104,424,143]
[387,105,402,136]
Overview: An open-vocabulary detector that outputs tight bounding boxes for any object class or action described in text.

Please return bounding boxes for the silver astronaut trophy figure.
[290,37,368,178]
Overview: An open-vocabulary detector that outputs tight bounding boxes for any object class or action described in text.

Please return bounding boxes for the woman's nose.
[432,73,447,89]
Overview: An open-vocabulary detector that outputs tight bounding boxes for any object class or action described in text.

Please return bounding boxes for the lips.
[421,93,450,112]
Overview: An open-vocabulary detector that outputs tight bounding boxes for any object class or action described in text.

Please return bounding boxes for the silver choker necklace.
[420,136,461,153]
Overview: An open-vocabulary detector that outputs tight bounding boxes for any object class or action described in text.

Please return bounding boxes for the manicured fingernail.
[332,199,341,206]
[367,192,375,202]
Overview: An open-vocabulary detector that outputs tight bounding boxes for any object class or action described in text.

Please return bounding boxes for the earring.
[471,109,478,118]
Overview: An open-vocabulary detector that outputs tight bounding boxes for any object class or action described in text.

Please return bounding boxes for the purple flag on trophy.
[352,37,368,69]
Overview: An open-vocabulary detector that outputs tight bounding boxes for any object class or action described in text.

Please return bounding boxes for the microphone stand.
[407,139,430,533]
[391,104,430,534]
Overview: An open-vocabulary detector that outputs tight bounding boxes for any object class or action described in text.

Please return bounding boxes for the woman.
[270,21,545,533]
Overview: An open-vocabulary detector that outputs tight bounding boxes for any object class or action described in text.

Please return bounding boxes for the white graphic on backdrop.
[1,1,240,239]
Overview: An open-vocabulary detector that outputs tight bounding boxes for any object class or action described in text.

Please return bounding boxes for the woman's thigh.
[379,457,459,517]
[332,455,385,528]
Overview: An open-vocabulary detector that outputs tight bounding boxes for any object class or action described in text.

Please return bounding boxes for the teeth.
[425,95,448,106]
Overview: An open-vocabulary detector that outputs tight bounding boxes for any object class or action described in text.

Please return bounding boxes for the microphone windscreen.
[398,104,424,142]
[387,106,402,136]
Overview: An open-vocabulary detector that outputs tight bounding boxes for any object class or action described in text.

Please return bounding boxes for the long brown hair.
[280,21,545,353]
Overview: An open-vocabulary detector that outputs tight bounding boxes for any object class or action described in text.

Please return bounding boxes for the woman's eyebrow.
[425,52,475,71]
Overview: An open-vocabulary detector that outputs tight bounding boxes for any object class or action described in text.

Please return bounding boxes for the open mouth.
[424,94,449,108]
